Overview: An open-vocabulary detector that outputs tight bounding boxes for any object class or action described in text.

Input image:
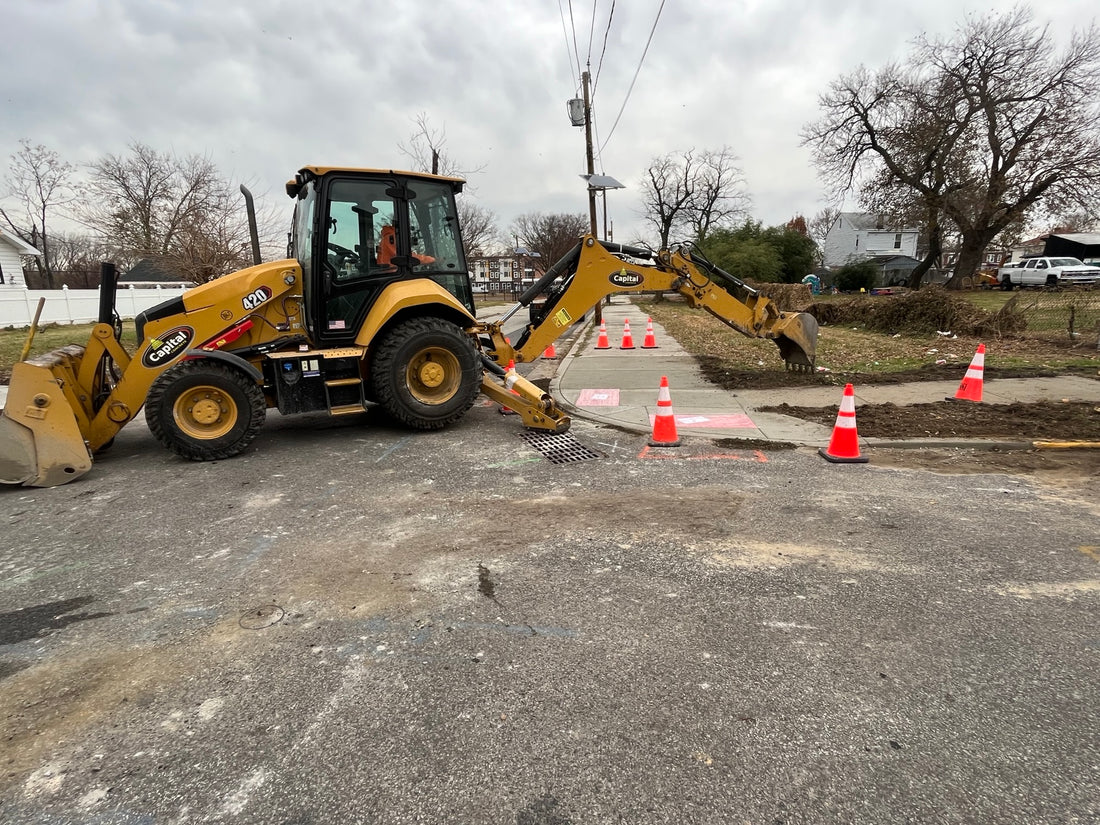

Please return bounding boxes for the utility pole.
[582,70,598,236]
[582,69,602,324]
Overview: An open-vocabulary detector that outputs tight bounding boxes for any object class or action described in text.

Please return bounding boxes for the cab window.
[326,179,399,281]
[408,181,472,310]
[408,181,466,275]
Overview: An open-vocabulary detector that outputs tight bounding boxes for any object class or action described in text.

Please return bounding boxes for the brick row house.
[467,250,542,293]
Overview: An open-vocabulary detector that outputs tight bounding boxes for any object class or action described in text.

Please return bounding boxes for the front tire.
[146,361,266,461]
[370,317,481,430]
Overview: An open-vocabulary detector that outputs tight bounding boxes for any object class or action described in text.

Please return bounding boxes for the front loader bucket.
[0,350,93,488]
[774,312,819,372]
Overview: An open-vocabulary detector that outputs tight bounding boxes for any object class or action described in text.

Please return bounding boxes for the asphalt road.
[1,402,1098,824]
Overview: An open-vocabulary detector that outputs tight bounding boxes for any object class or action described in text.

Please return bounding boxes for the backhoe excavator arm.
[482,235,817,368]
[472,235,818,434]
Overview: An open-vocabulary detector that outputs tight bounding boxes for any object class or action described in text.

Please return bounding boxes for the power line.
[567,0,583,90]
[599,0,665,154]
[592,0,616,101]
[557,0,579,91]
[586,0,598,66]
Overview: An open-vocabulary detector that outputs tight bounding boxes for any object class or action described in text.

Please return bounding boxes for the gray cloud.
[1,0,1093,246]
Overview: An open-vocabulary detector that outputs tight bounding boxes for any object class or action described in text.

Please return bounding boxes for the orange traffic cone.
[499,359,519,415]
[819,383,868,463]
[542,341,557,358]
[595,321,611,349]
[619,319,636,350]
[947,343,985,403]
[642,317,658,348]
[649,375,681,447]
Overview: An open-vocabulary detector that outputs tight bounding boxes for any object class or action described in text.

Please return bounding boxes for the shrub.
[833,260,879,293]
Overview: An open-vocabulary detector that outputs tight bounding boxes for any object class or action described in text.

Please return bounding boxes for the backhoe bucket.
[0,349,93,488]
[774,312,819,371]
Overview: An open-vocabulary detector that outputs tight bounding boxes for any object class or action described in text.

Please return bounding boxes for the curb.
[862,438,1035,451]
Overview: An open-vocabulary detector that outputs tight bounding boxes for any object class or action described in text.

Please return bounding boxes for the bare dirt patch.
[756,399,1100,477]
[642,291,1100,476]
[868,446,1100,480]
[758,399,1100,441]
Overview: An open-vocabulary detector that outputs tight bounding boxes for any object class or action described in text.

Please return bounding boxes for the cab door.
[314,177,406,345]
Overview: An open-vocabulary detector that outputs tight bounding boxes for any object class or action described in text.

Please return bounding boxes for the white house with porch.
[0,227,41,287]
[822,213,920,267]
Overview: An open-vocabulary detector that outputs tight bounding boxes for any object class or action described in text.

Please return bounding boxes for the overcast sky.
[0,0,1093,250]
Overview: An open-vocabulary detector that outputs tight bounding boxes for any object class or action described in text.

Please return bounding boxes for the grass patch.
[638,295,1100,382]
[0,323,138,384]
[961,290,1014,312]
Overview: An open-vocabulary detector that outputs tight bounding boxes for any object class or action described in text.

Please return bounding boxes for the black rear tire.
[370,317,481,430]
[146,360,266,461]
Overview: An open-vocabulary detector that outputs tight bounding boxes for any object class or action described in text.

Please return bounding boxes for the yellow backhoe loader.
[0,166,817,488]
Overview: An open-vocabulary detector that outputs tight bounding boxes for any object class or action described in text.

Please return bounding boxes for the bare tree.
[1043,210,1097,234]
[639,150,700,249]
[49,232,115,288]
[804,7,1100,287]
[168,190,257,283]
[639,148,750,248]
[1,139,79,288]
[457,200,498,257]
[82,143,255,282]
[807,207,840,260]
[397,113,495,259]
[684,147,752,242]
[398,112,486,179]
[511,212,589,271]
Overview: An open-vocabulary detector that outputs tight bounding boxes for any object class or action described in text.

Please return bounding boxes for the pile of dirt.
[747,281,814,311]
[697,357,1096,392]
[808,287,1027,337]
[758,399,1100,441]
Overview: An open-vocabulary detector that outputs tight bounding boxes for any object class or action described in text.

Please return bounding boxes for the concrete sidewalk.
[548,298,1100,448]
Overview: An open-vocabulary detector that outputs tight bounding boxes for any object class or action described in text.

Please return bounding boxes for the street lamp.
[580,174,624,241]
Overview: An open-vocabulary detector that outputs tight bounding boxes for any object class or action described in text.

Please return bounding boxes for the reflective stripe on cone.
[819,383,868,463]
[649,375,680,447]
[947,343,985,403]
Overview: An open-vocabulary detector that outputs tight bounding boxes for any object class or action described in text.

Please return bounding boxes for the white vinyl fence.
[0,286,188,328]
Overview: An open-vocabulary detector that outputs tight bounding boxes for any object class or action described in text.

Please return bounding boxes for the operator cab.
[287,167,474,344]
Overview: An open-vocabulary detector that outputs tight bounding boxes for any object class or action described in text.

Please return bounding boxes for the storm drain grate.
[520,431,606,465]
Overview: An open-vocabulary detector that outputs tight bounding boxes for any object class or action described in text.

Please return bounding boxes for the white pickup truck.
[999,257,1100,289]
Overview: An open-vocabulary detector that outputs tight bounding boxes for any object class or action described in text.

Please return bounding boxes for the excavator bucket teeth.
[0,354,94,488]
[774,312,819,372]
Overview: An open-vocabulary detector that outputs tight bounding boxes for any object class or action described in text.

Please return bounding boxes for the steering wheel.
[327,242,361,280]
[328,242,358,263]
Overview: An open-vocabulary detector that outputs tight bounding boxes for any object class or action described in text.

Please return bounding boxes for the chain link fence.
[1007,289,1100,348]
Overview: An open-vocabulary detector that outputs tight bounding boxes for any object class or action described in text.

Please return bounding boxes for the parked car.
[999,257,1100,289]
[995,262,1021,290]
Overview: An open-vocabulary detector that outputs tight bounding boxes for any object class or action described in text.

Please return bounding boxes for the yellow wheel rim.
[172,385,237,440]
[406,346,461,405]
